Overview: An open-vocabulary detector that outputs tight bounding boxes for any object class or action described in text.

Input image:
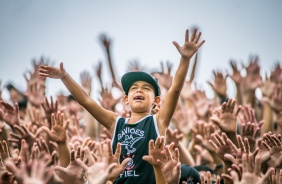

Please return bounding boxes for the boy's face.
[124,81,159,113]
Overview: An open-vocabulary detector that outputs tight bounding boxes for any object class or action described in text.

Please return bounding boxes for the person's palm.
[86,161,110,184]
[239,173,262,184]
[49,124,67,143]
[161,160,179,184]
[0,102,19,127]
[39,62,66,79]
[211,72,227,97]
[177,41,200,60]
[173,29,204,60]
[231,71,242,85]
[40,113,68,143]
[220,113,237,133]
[216,143,234,161]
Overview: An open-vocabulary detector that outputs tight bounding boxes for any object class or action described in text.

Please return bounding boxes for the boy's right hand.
[39,62,67,79]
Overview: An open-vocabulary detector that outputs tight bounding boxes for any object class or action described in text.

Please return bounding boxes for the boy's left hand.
[173,29,205,60]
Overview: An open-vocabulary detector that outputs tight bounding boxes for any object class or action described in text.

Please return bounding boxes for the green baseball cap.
[121,71,161,96]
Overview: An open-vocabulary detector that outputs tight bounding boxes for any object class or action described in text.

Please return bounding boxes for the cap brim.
[121,71,160,96]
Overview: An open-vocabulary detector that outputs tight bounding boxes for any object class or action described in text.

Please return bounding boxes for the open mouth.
[134,96,144,100]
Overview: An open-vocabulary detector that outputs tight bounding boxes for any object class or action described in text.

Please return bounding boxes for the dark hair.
[67,95,76,102]
[194,165,217,175]
[17,97,28,109]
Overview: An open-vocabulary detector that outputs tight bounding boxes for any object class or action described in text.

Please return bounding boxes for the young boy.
[39,29,204,184]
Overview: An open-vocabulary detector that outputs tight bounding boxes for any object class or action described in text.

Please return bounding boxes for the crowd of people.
[0,28,282,184]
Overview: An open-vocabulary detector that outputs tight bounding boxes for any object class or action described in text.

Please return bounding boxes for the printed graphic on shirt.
[118,127,145,154]
[120,154,139,178]
[123,154,135,170]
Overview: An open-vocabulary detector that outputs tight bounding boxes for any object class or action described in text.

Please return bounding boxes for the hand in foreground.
[102,140,131,181]
[5,158,54,184]
[226,153,274,184]
[55,147,85,183]
[143,136,166,166]
[157,146,181,184]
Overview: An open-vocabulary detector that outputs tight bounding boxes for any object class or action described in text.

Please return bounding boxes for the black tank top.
[112,115,160,184]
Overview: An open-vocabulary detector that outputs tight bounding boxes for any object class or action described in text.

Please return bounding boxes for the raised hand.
[27,108,45,129]
[126,60,143,72]
[9,124,37,148]
[39,112,69,143]
[172,109,192,135]
[262,85,282,113]
[55,147,85,183]
[102,140,131,181]
[224,135,253,164]
[208,71,227,98]
[100,127,112,141]
[41,96,58,127]
[238,105,262,150]
[0,101,20,128]
[228,60,243,86]
[157,61,173,90]
[23,57,48,84]
[228,153,274,184]
[76,154,117,184]
[25,78,46,107]
[39,62,67,79]
[188,90,211,119]
[5,158,54,184]
[242,56,262,92]
[143,136,166,166]
[99,34,111,50]
[270,63,282,83]
[0,140,10,161]
[166,128,183,148]
[173,29,205,60]
[260,74,275,98]
[210,98,240,134]
[209,133,234,161]
[68,116,84,145]
[200,171,221,184]
[262,133,282,168]
[157,146,181,184]
[99,86,121,111]
[241,122,260,151]
[80,70,92,96]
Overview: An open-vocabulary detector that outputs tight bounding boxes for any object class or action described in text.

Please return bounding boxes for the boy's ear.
[123,95,129,105]
[154,96,161,104]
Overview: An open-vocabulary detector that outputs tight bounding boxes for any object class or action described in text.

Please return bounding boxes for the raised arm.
[39,62,117,131]
[157,29,205,132]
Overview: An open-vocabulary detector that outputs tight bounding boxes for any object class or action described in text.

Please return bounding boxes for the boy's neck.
[128,112,151,124]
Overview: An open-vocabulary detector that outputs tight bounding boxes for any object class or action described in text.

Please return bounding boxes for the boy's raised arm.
[39,62,117,130]
[157,29,205,130]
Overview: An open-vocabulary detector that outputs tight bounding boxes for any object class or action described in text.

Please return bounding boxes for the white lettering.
[117,128,145,140]
[119,170,139,178]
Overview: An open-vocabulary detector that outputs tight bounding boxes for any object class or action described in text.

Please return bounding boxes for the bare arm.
[157,29,205,131]
[39,63,117,131]
[100,34,119,85]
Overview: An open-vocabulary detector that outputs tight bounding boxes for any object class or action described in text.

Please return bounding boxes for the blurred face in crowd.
[9,88,24,103]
